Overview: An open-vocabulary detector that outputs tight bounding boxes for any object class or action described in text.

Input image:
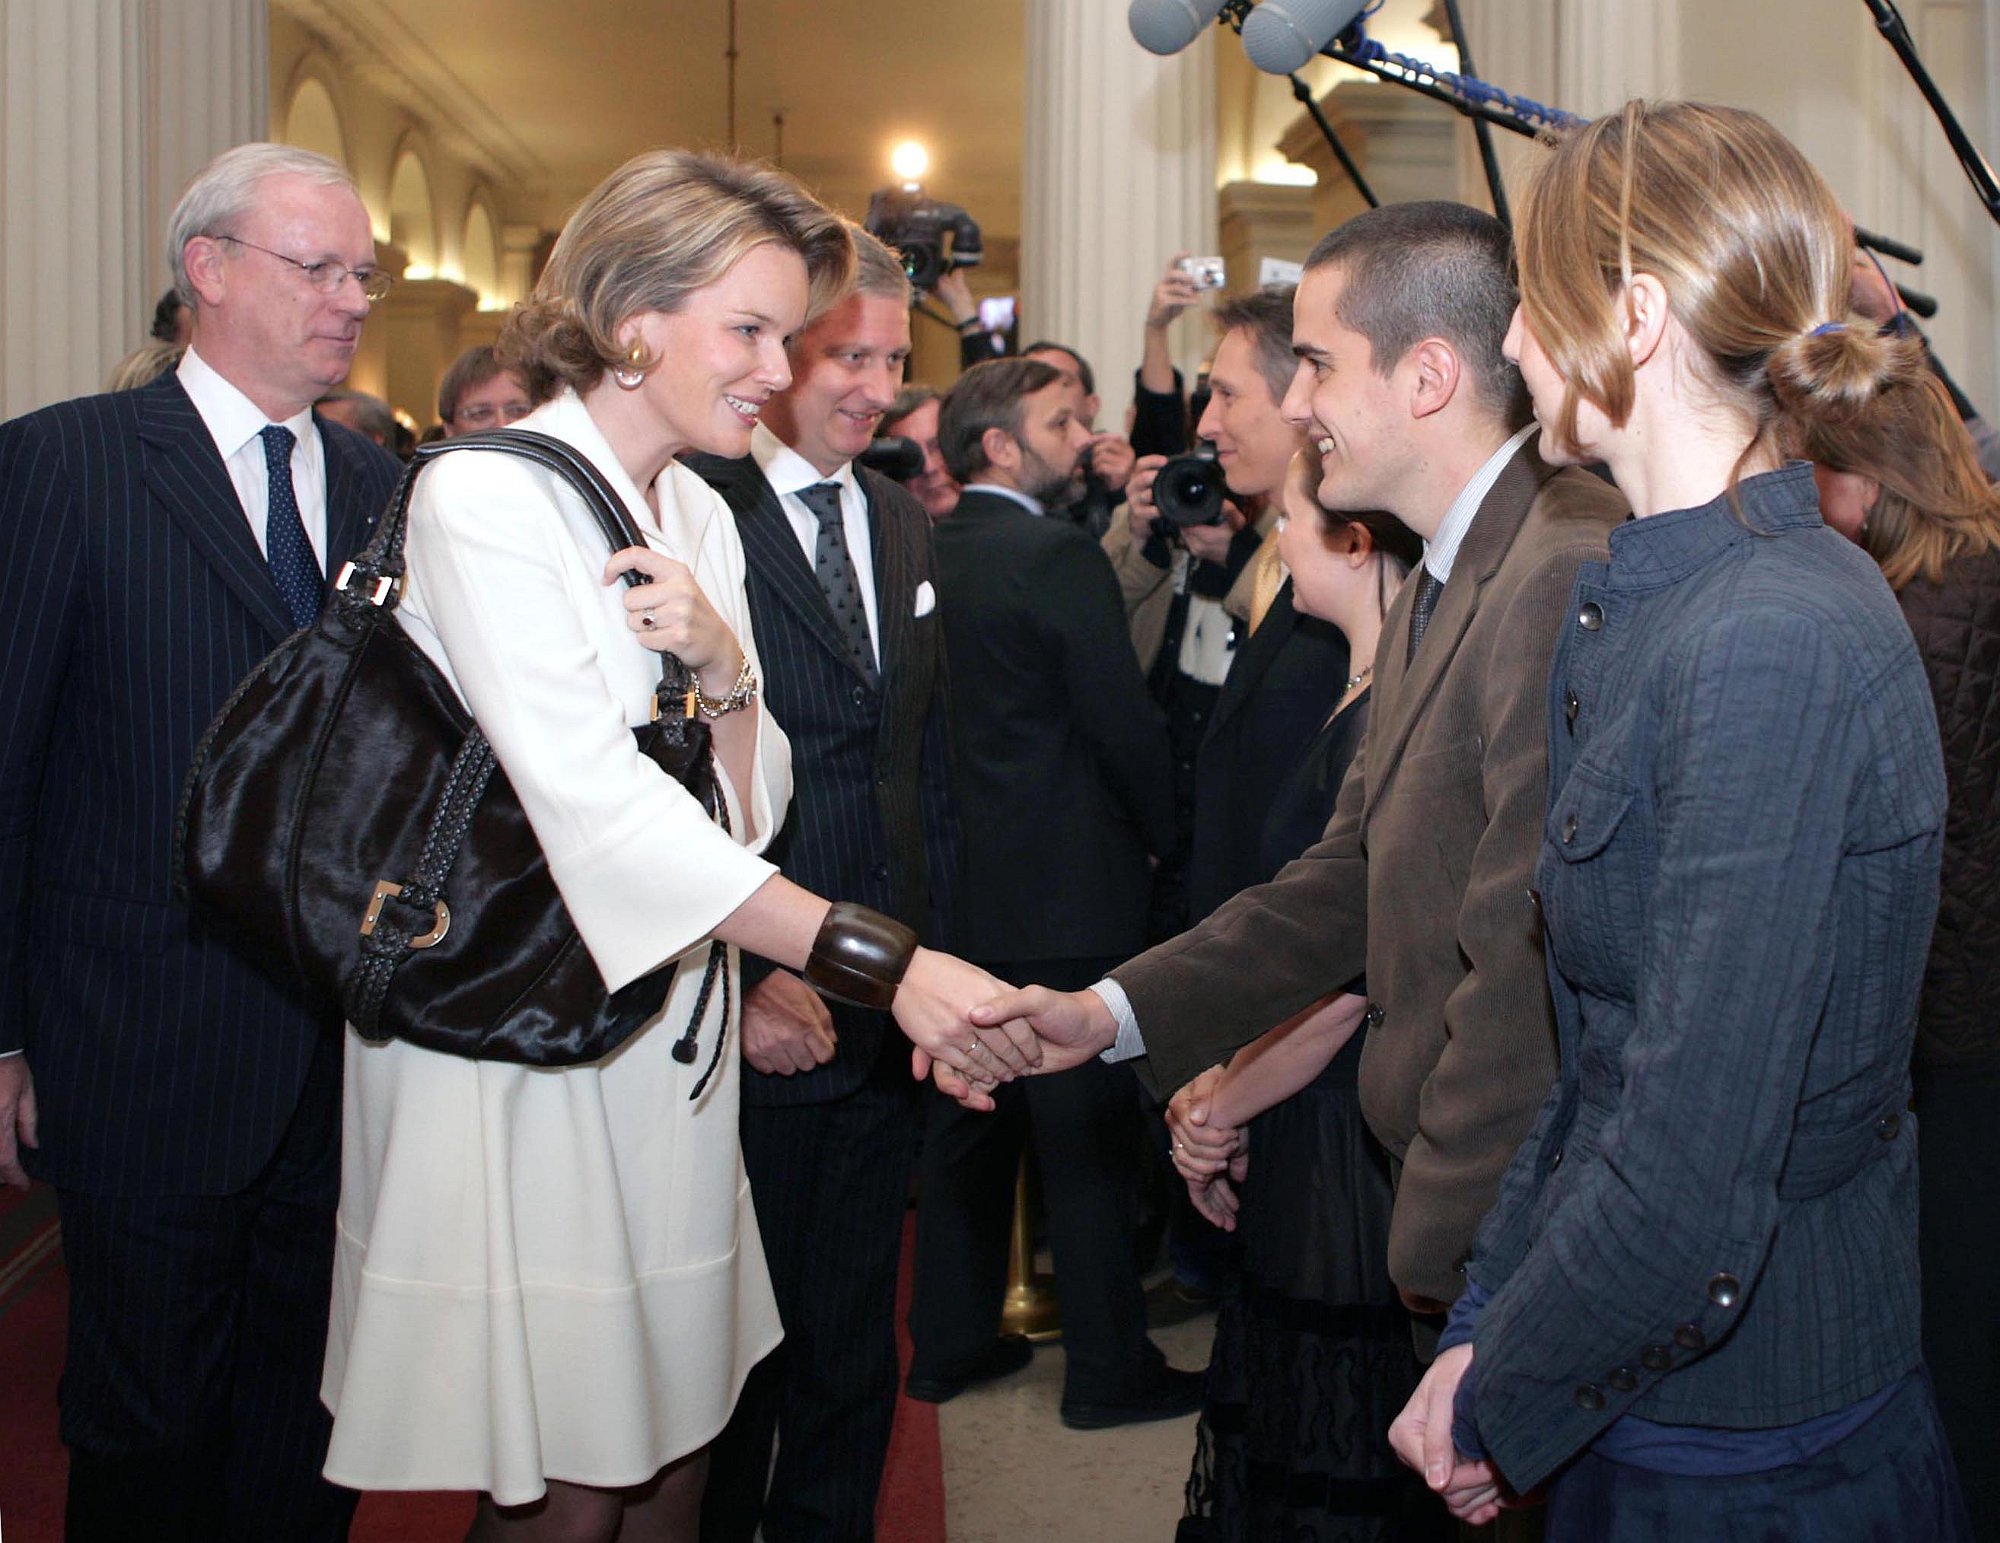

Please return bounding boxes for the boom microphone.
[1128,0,1230,56]
[1242,0,1372,73]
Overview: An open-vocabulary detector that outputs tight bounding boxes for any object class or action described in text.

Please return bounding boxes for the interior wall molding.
[271,0,547,197]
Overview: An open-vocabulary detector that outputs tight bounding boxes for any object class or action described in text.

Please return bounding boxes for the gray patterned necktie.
[1406,567,1444,666]
[797,481,877,682]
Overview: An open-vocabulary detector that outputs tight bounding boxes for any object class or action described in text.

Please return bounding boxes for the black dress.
[1180,692,1446,1542]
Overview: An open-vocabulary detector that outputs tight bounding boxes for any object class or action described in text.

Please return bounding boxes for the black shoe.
[904,1333,1035,1404]
[1060,1364,1206,1430]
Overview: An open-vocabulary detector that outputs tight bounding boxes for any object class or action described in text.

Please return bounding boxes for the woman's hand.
[1389,1343,1510,1522]
[894,948,1044,1094]
[604,545,743,692]
[1185,1150,1249,1231]
[1166,1066,1241,1179]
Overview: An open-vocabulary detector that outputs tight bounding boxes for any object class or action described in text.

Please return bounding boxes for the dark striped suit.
[687,450,958,1543]
[0,372,399,1539]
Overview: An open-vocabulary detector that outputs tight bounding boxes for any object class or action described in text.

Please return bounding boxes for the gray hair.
[168,142,356,307]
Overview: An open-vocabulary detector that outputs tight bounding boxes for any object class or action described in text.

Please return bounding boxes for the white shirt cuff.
[0,1049,23,1059]
[1088,979,1147,1062]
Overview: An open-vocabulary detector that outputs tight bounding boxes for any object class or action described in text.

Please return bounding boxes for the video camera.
[864,183,983,293]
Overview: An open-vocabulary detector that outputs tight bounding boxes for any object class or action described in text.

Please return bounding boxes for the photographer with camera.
[1106,291,1309,939]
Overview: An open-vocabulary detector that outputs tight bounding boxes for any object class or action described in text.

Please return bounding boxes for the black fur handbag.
[176,428,733,1080]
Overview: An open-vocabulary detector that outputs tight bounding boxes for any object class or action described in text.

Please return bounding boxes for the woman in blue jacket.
[1390,100,1971,1540]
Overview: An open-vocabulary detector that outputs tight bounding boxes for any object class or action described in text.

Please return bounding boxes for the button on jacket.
[1462,465,1946,1492]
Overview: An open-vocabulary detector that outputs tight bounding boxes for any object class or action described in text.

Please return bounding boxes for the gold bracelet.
[693,652,758,719]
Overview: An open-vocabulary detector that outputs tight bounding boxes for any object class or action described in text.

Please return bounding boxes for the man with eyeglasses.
[0,142,400,1541]
[436,343,536,436]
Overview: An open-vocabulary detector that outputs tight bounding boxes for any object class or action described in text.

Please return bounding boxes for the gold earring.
[612,338,646,390]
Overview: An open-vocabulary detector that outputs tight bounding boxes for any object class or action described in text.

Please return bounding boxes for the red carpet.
[0,1195,944,1542]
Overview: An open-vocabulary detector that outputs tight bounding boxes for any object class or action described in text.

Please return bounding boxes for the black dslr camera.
[1152,441,1227,528]
[864,184,983,293]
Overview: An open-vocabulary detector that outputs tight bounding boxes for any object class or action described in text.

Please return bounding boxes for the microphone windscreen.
[1128,0,1225,56]
[1241,0,1369,73]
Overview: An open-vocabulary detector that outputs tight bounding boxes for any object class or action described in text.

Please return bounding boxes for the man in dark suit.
[1161,284,1352,925]
[0,143,401,1540]
[913,357,1202,1430]
[972,203,1626,1336]
[690,229,958,1543]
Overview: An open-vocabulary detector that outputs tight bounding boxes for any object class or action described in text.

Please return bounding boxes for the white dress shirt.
[752,422,880,666]
[177,346,330,570]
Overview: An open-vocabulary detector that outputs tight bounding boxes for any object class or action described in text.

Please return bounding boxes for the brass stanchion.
[998,1151,1061,1341]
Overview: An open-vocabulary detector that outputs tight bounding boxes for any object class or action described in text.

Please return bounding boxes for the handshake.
[888,954,1120,1111]
[738,950,1120,1109]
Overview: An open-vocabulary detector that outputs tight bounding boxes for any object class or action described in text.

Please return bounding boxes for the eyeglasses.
[210,234,394,301]
[450,401,535,428]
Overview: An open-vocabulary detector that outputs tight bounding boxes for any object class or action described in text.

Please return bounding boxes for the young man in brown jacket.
[973,202,1626,1324]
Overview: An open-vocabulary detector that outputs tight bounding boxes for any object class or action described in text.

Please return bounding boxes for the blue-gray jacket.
[1464,465,1946,1491]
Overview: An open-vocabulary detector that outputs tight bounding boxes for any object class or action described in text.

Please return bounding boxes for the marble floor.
[936,1305,1216,1542]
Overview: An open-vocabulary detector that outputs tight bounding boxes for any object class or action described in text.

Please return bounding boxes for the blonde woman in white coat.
[319,152,1033,1543]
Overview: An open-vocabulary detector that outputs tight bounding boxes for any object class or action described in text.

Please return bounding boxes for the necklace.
[1343,663,1374,692]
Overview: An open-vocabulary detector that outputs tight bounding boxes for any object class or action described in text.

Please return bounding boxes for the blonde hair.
[1515,101,1919,479]
[501,150,854,399]
[1801,368,2000,590]
[105,339,185,392]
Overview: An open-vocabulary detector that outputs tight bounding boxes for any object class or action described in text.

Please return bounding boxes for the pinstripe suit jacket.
[0,373,401,1195]
[687,453,959,1107]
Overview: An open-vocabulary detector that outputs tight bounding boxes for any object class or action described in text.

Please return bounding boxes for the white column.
[1022,1,1217,425]
[145,0,267,276]
[1,0,148,418]
[0,0,266,420]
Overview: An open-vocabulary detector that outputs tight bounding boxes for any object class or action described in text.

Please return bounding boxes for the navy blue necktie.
[260,424,322,630]
[798,481,877,683]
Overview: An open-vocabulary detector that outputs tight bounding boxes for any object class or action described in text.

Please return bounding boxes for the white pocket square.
[913,580,936,618]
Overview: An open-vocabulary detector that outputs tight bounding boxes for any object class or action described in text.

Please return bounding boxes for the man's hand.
[1180,502,1247,566]
[1087,434,1137,494]
[1146,253,1203,333]
[935,268,979,326]
[1126,454,1168,532]
[0,1055,39,1190]
[968,984,1118,1075]
[741,970,838,1075]
[1388,1342,1507,1522]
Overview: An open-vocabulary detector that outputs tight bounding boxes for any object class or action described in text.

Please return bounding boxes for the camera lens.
[1154,448,1226,527]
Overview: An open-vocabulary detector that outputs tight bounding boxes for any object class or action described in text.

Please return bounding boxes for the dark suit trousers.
[54,1029,351,1543]
[909,957,1162,1404]
[702,1046,922,1543]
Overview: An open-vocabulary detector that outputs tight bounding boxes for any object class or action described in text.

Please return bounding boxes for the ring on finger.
[641,607,657,629]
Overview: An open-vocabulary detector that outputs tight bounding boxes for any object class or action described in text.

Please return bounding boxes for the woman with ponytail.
[1389,101,1971,1539]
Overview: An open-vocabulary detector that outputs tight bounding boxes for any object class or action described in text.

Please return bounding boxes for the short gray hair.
[169,143,357,307]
